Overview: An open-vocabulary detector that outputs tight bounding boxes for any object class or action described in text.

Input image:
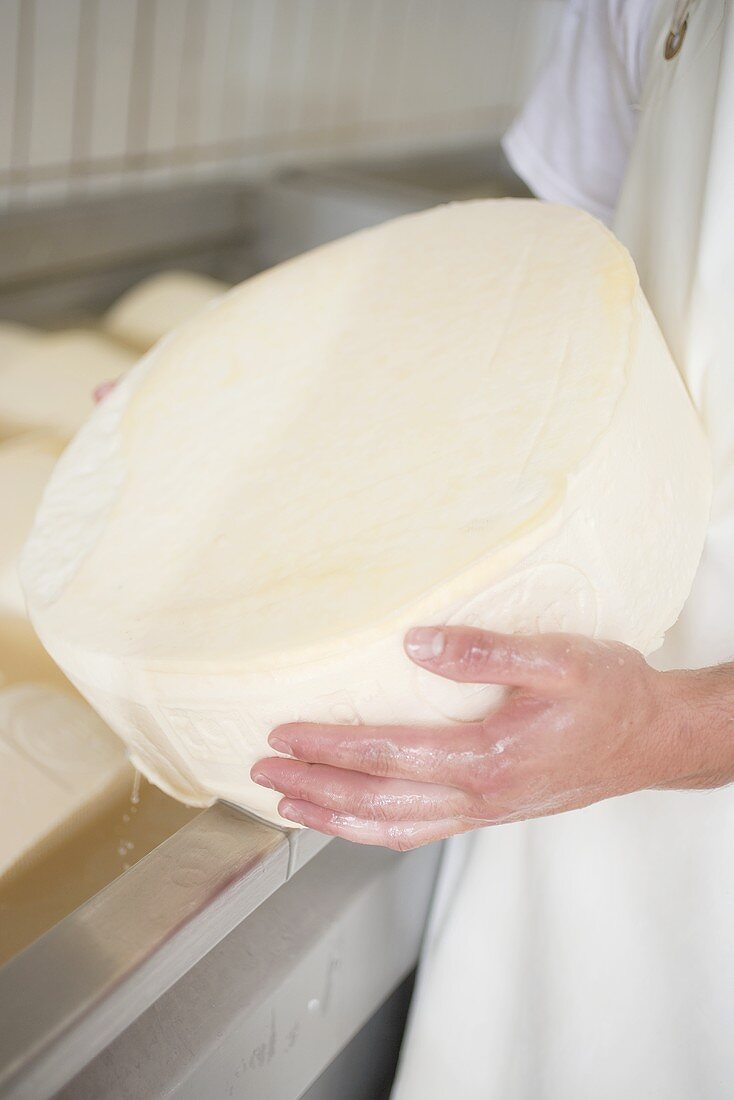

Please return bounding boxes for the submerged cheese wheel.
[0,683,131,877]
[21,201,711,824]
[103,270,229,352]
[0,330,136,441]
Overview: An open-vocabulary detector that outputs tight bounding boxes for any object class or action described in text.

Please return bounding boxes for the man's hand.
[251,626,734,849]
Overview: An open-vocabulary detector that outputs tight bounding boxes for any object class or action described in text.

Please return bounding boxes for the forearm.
[252,630,734,849]
[658,663,734,791]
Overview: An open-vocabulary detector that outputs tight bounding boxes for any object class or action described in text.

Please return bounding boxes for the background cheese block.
[103,270,229,353]
[21,201,712,825]
[0,433,64,620]
[0,329,136,442]
[0,683,131,877]
[0,434,72,691]
[0,616,72,693]
[0,320,39,364]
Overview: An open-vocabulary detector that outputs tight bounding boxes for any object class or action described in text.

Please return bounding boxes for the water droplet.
[130,770,141,806]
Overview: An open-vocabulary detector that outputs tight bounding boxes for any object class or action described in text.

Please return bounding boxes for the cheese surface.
[21,201,711,824]
[0,683,131,877]
[103,270,229,352]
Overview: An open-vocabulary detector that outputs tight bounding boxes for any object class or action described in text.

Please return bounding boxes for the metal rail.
[0,804,329,1100]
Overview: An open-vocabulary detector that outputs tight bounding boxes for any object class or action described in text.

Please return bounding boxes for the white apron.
[392,4,734,1098]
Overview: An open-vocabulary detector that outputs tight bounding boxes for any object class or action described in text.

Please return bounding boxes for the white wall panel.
[219,0,254,147]
[273,0,335,137]
[241,0,280,139]
[146,0,189,157]
[175,0,213,150]
[87,0,137,164]
[27,0,82,169]
[0,1,21,184]
[0,0,563,207]
[465,1,522,119]
[509,0,566,105]
[195,0,235,148]
[390,0,444,128]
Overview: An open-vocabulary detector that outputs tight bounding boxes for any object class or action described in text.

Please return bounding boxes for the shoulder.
[502,0,659,222]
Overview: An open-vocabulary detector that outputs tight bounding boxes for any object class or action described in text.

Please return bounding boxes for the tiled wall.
[0,0,563,208]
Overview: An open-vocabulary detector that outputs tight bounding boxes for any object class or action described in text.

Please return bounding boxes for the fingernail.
[279,800,304,824]
[405,627,445,661]
[251,770,275,789]
[93,380,116,403]
[268,735,292,754]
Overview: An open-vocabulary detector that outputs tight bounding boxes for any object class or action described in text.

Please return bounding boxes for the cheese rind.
[0,330,136,441]
[21,201,712,824]
[103,270,229,352]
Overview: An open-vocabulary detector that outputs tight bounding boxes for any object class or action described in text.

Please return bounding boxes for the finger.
[93,379,118,403]
[276,797,475,850]
[251,758,482,821]
[269,721,488,787]
[405,625,589,692]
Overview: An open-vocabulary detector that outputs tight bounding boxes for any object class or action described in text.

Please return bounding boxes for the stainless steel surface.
[286,820,333,877]
[253,144,529,270]
[0,143,522,326]
[0,182,257,327]
[0,149,514,1095]
[0,805,297,1100]
[300,975,415,1100]
[58,839,442,1100]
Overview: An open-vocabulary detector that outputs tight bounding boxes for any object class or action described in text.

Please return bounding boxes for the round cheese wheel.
[0,329,136,442]
[103,270,229,353]
[21,201,711,824]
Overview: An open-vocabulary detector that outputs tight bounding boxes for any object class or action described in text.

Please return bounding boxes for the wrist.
[653,663,734,791]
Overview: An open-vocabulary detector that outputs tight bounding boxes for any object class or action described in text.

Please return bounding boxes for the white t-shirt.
[503,0,658,224]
